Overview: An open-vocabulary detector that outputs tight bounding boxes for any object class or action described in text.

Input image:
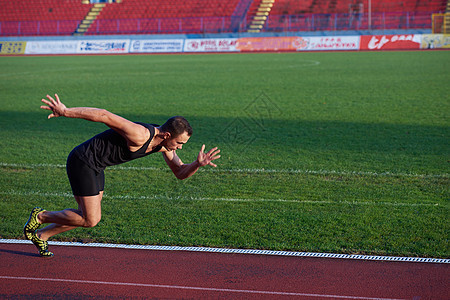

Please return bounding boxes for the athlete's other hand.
[197,145,221,167]
[40,93,67,119]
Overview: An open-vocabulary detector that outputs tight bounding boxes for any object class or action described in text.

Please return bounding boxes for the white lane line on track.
[0,276,405,299]
[1,239,449,264]
[0,190,442,207]
[1,162,448,178]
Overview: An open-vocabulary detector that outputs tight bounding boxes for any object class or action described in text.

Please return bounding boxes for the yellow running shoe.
[29,231,53,257]
[24,207,45,240]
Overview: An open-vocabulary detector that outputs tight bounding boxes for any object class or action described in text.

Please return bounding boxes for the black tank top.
[72,122,161,172]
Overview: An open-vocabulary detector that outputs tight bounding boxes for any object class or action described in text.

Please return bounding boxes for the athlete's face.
[164,131,191,151]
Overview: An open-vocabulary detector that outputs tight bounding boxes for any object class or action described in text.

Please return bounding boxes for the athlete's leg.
[36,191,103,241]
[24,150,105,256]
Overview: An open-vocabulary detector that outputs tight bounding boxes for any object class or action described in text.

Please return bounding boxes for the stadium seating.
[264,0,447,32]
[95,0,239,20]
[87,0,241,34]
[269,0,447,15]
[0,0,92,35]
[0,0,92,21]
[0,0,447,36]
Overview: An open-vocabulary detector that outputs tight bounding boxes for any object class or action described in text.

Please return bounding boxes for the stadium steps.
[74,3,106,36]
[247,0,275,32]
[445,0,450,33]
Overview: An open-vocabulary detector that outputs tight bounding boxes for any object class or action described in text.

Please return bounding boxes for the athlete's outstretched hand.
[40,93,67,119]
[197,145,221,167]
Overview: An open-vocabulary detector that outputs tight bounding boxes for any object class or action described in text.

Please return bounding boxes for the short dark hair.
[160,116,193,137]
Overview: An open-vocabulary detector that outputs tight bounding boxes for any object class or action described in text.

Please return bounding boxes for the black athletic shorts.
[66,150,105,197]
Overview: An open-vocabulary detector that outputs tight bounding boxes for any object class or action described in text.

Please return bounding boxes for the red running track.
[0,242,448,299]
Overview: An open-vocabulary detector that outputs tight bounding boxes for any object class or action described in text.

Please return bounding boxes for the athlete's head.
[160,116,193,151]
[160,116,193,137]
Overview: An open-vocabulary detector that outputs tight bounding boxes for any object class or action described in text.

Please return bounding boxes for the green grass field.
[0,51,448,258]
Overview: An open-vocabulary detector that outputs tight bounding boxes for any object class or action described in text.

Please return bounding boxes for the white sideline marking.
[0,276,404,299]
[1,162,448,178]
[1,239,449,264]
[0,190,441,207]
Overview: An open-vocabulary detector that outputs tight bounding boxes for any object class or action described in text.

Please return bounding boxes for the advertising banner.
[184,39,237,52]
[25,41,78,55]
[130,39,183,53]
[236,36,359,51]
[421,34,450,49]
[297,36,359,51]
[0,41,26,55]
[77,40,130,54]
[360,34,421,50]
[237,37,295,51]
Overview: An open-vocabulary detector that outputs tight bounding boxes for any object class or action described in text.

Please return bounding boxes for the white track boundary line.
[0,276,402,299]
[0,190,442,207]
[1,239,448,264]
[1,162,448,179]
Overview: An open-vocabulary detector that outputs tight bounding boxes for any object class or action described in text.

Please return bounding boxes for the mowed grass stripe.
[0,190,442,207]
[1,162,447,179]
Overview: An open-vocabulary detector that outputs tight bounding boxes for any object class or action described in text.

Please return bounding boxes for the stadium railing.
[264,11,437,32]
[0,11,440,36]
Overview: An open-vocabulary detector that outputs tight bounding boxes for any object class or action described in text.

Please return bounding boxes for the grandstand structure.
[0,0,448,36]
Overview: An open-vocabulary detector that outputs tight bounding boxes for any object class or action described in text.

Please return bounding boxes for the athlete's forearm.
[173,160,201,180]
[63,107,110,123]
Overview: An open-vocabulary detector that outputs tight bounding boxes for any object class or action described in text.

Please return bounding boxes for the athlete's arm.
[163,145,220,180]
[41,93,149,148]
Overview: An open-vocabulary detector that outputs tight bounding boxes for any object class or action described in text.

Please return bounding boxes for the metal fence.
[0,11,437,36]
[263,12,435,32]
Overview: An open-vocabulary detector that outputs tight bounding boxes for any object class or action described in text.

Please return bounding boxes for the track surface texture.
[0,242,448,299]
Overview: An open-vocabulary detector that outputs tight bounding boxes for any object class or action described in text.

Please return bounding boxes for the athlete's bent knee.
[83,217,101,228]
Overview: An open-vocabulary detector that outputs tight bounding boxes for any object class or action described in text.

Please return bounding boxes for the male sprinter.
[24,94,220,257]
